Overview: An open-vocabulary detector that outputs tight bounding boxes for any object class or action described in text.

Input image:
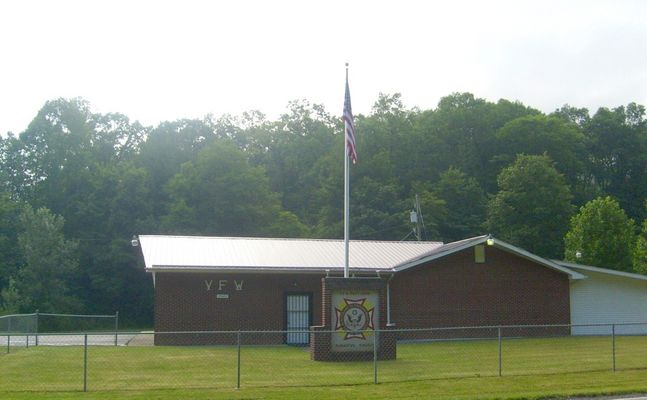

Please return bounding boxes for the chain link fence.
[2,323,647,392]
[1,312,119,334]
[0,313,38,335]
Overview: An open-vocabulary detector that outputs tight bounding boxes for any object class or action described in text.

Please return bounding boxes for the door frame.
[283,292,313,345]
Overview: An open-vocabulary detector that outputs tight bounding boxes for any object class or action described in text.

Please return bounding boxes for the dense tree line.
[1,93,646,324]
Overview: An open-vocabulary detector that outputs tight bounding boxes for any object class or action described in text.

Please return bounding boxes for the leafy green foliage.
[4,206,81,313]
[433,167,486,242]
[0,192,22,294]
[495,115,587,196]
[583,104,647,221]
[564,196,637,271]
[486,154,574,258]
[162,140,303,237]
[634,217,647,275]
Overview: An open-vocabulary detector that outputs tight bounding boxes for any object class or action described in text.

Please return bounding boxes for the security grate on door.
[286,294,310,345]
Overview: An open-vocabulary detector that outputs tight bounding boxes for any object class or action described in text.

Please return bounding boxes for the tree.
[350,176,409,240]
[415,93,539,193]
[71,163,155,319]
[551,104,590,126]
[564,196,636,271]
[0,133,33,200]
[256,100,337,225]
[583,104,647,221]
[486,154,574,258]
[0,98,155,322]
[634,211,647,275]
[0,192,22,306]
[162,139,306,237]
[4,206,80,313]
[137,118,215,219]
[495,115,587,195]
[433,168,486,242]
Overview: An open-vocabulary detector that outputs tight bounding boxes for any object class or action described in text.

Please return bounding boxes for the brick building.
[143,234,647,345]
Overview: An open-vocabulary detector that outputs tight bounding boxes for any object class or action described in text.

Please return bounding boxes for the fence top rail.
[2,330,138,336]
[1,312,117,319]
[388,322,647,332]
[37,313,117,318]
[0,313,37,319]
[147,322,647,336]
[3,322,647,336]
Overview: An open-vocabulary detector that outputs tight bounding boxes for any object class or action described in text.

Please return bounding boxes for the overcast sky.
[1,0,646,136]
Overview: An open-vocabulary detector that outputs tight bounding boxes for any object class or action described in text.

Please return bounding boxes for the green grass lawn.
[2,335,647,399]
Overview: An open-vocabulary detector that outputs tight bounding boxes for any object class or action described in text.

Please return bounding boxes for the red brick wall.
[389,246,571,329]
[153,246,572,344]
[155,272,323,339]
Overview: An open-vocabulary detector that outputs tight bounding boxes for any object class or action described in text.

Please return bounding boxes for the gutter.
[147,265,398,276]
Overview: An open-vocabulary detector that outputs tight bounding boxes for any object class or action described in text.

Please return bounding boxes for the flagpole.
[344,63,350,279]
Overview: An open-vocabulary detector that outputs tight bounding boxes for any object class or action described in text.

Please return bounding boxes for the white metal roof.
[556,260,647,282]
[138,235,444,273]
[396,235,586,280]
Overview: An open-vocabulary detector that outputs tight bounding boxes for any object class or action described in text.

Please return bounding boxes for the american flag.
[343,76,357,164]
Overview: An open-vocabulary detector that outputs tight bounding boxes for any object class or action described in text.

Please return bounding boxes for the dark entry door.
[285,294,311,345]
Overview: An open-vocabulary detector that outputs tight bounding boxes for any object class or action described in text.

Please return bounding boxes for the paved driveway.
[1,333,137,347]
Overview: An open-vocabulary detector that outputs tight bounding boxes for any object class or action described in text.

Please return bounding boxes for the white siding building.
[558,262,647,335]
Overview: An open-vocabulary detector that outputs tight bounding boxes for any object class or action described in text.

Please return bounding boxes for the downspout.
[387,273,395,325]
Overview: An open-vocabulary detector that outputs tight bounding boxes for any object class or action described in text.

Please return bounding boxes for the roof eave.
[394,235,489,272]
[147,265,397,275]
[485,240,586,280]
[395,236,586,280]
[555,260,647,281]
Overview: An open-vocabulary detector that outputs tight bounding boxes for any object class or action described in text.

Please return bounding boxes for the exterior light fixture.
[486,236,494,246]
[131,235,139,247]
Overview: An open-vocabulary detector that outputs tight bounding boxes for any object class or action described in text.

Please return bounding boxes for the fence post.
[114,311,119,346]
[83,334,88,392]
[35,310,39,346]
[6,335,9,354]
[373,329,379,384]
[612,324,616,372]
[498,327,502,377]
[236,330,241,389]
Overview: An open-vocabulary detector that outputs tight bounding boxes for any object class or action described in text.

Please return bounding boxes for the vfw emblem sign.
[331,291,379,352]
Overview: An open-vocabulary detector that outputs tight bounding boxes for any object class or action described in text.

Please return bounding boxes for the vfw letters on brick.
[204,279,244,292]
